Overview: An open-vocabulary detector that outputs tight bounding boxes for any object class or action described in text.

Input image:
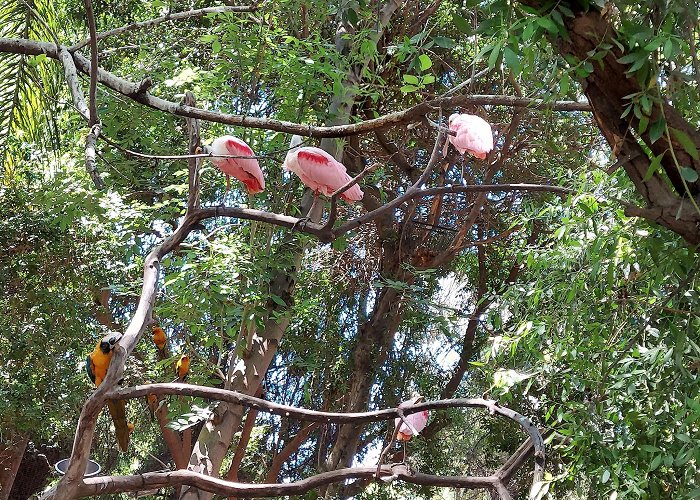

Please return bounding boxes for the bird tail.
[157,345,167,361]
[107,399,130,452]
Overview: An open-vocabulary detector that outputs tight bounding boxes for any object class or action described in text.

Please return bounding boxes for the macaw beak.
[99,332,122,354]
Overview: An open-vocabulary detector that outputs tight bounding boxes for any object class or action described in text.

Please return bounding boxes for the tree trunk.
[178,232,305,499]
[0,435,29,500]
[522,2,700,244]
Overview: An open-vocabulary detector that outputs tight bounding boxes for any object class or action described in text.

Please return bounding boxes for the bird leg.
[307,192,323,221]
[224,175,231,203]
[291,192,322,231]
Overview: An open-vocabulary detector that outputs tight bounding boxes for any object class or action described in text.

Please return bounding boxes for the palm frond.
[0,0,63,182]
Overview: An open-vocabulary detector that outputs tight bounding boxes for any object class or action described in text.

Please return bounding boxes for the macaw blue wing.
[85,355,96,384]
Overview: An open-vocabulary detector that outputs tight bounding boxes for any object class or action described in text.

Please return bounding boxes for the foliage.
[1,0,699,498]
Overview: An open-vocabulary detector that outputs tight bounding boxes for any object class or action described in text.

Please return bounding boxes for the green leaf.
[536,16,558,34]
[601,469,610,484]
[644,37,665,52]
[618,52,644,65]
[663,38,674,59]
[433,36,455,49]
[503,47,521,75]
[638,115,649,134]
[453,13,471,34]
[347,8,358,25]
[332,236,348,251]
[680,167,698,183]
[649,118,666,144]
[560,72,570,95]
[487,44,501,69]
[418,54,432,71]
[422,74,436,84]
[270,294,287,306]
[522,21,537,41]
[643,152,664,181]
[400,84,418,93]
[649,454,663,471]
[402,74,420,85]
[676,433,692,443]
[670,128,700,160]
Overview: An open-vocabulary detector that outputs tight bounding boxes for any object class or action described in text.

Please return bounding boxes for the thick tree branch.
[77,465,498,497]
[44,209,209,499]
[0,37,590,139]
[83,0,98,126]
[56,43,103,189]
[70,5,259,51]
[265,423,318,483]
[95,384,542,498]
[55,45,88,120]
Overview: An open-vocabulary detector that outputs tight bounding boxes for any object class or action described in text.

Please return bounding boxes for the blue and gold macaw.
[85,332,131,452]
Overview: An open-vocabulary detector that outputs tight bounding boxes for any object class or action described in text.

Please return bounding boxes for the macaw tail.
[107,399,130,452]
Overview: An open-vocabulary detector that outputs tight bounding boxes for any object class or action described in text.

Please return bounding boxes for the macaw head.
[99,332,123,354]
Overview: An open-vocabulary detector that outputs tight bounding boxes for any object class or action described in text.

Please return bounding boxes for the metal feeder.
[54,458,101,477]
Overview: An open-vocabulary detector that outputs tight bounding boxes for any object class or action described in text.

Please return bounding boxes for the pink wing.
[448,114,494,159]
[222,138,265,194]
[394,399,429,440]
[293,148,363,201]
[210,135,265,194]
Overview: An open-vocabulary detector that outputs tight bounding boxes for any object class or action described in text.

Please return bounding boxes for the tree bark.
[0,435,29,500]
[522,2,700,244]
[178,234,305,499]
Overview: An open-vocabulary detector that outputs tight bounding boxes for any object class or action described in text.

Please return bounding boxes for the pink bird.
[445,113,494,159]
[206,135,265,194]
[282,136,363,202]
[394,396,429,441]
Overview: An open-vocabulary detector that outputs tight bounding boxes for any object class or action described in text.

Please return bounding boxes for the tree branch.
[83,0,98,126]
[0,37,591,139]
[70,5,259,51]
[265,423,318,483]
[77,465,497,497]
[334,129,447,235]
[322,163,380,231]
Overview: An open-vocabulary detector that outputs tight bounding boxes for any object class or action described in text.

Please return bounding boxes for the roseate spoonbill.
[282,135,364,202]
[176,354,190,381]
[204,135,265,194]
[394,395,429,441]
[445,113,494,159]
[86,332,130,451]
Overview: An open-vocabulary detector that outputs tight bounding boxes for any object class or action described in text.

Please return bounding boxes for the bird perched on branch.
[85,332,131,451]
[152,325,167,356]
[176,354,190,381]
[146,392,159,421]
[395,395,429,441]
[282,135,364,202]
[204,135,265,194]
[85,332,122,388]
[445,113,494,159]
